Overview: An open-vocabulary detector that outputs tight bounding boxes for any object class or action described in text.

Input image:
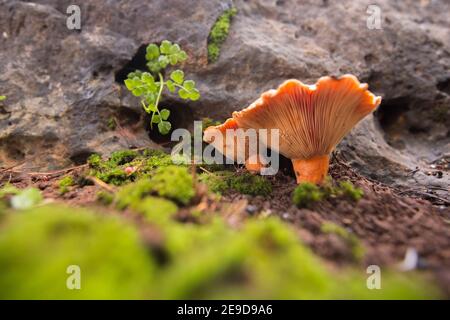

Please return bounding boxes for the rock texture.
[0,0,449,198]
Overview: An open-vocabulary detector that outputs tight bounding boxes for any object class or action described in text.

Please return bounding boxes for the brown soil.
[1,156,449,295]
[222,156,450,295]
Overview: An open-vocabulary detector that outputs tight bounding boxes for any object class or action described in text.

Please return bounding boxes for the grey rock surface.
[0,0,448,199]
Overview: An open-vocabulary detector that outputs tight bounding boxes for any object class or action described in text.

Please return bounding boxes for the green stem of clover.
[146,72,165,129]
[154,73,164,114]
[173,83,191,93]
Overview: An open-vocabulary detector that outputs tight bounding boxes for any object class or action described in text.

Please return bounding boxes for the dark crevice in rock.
[375,97,411,143]
[115,107,141,128]
[69,150,95,165]
[437,78,450,95]
[114,44,149,84]
[374,96,432,150]
[144,100,194,144]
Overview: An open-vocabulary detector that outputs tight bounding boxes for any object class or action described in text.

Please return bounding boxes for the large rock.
[0,0,448,198]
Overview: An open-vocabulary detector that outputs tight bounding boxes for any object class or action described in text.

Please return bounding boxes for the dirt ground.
[1,153,449,296]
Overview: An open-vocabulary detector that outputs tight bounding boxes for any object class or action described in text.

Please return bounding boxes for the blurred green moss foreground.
[0,205,440,299]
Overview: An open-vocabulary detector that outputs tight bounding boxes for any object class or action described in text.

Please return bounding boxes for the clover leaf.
[158,121,171,135]
[160,109,170,120]
[170,70,184,84]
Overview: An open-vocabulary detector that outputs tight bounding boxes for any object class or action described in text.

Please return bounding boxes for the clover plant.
[124,41,200,134]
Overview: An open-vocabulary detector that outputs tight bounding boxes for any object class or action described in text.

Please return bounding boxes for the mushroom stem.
[291,155,330,184]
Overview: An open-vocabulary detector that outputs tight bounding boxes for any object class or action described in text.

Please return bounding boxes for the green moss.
[207,44,220,63]
[58,176,75,194]
[292,179,364,207]
[0,205,154,299]
[115,179,152,210]
[109,150,139,166]
[198,171,232,194]
[292,182,324,208]
[96,167,130,186]
[321,222,365,261]
[230,173,272,196]
[154,217,439,299]
[87,149,178,186]
[87,153,102,168]
[207,7,237,63]
[145,152,174,169]
[115,178,178,222]
[199,171,272,196]
[107,117,117,130]
[0,183,20,198]
[148,166,195,205]
[132,197,178,224]
[115,165,194,207]
[336,181,364,201]
[0,203,440,299]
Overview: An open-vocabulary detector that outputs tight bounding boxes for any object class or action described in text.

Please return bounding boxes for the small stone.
[245,205,258,215]
[343,218,352,225]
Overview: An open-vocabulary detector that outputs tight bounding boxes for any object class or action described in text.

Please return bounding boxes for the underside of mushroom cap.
[232,74,382,160]
[203,118,265,170]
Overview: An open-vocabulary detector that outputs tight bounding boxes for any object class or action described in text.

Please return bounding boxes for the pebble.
[245,205,258,215]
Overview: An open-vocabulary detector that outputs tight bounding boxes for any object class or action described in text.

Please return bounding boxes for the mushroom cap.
[203,118,253,163]
[232,74,382,160]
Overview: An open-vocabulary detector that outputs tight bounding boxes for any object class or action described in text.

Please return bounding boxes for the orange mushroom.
[204,75,381,184]
[203,118,267,172]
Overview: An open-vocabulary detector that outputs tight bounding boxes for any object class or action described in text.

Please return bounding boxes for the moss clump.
[321,222,365,261]
[292,182,323,208]
[132,197,178,224]
[115,179,179,223]
[198,171,232,194]
[94,167,130,186]
[148,166,195,205]
[116,179,153,210]
[109,150,139,166]
[230,173,272,196]
[144,151,175,169]
[0,205,154,299]
[336,181,364,201]
[207,7,237,63]
[199,171,272,196]
[293,179,364,208]
[115,165,194,207]
[87,153,103,168]
[58,176,75,194]
[87,149,177,186]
